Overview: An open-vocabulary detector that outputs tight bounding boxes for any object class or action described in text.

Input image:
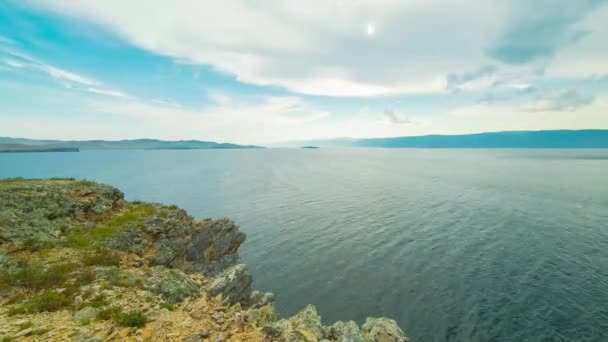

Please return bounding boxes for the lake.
[1,148,608,341]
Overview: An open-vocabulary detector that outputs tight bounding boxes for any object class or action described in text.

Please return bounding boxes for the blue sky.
[1,0,607,144]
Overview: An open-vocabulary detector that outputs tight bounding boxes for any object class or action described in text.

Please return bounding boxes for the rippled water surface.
[2,148,608,341]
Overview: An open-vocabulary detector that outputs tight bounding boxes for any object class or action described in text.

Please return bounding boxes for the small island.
[300,146,320,149]
[0,178,408,341]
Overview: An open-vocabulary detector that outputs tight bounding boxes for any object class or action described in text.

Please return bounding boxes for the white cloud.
[1,47,133,98]
[26,0,511,96]
[36,64,99,86]
[77,95,332,143]
[3,59,25,68]
[86,87,129,98]
[446,97,608,133]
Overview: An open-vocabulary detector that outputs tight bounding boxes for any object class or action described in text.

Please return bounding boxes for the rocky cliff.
[0,178,409,341]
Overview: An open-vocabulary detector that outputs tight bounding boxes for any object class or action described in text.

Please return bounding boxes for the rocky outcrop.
[106,210,246,277]
[262,305,409,342]
[144,266,201,304]
[362,317,409,342]
[0,178,123,246]
[0,178,410,341]
[206,264,253,306]
[327,320,364,342]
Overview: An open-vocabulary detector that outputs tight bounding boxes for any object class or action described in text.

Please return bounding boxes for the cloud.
[86,87,129,98]
[486,0,604,64]
[36,64,99,86]
[3,59,25,68]
[524,89,595,112]
[24,0,508,97]
[446,65,497,92]
[1,46,132,98]
[383,109,412,124]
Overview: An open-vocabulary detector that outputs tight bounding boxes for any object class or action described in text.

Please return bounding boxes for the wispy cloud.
[86,87,129,98]
[35,64,99,86]
[446,66,497,93]
[383,109,412,124]
[486,1,602,64]
[3,59,25,68]
[1,47,130,98]
[524,89,595,112]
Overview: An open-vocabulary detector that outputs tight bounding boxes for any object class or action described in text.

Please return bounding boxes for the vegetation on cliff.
[0,178,408,341]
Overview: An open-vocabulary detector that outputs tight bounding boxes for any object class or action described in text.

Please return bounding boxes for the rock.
[141,329,154,340]
[271,305,324,342]
[326,321,364,342]
[144,266,200,303]
[206,264,252,306]
[186,331,210,341]
[244,303,279,326]
[73,306,101,323]
[250,290,275,308]
[361,317,409,342]
[0,178,124,246]
[15,328,34,337]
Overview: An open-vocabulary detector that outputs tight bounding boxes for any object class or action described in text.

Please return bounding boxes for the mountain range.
[0,138,262,152]
[278,130,608,148]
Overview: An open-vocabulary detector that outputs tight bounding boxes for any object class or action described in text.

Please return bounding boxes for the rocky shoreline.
[0,178,408,341]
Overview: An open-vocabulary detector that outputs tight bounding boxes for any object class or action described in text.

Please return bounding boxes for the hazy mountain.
[0,138,263,151]
[280,130,608,148]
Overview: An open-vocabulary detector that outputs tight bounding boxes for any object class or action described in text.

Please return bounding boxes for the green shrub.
[95,307,146,327]
[22,237,57,252]
[96,306,121,321]
[64,204,155,248]
[17,321,33,330]
[9,290,71,315]
[160,303,175,311]
[0,262,76,290]
[82,249,121,267]
[89,295,108,308]
[74,179,96,187]
[115,310,147,327]
[75,269,97,286]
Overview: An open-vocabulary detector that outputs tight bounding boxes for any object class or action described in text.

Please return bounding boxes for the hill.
[0,138,263,151]
[279,130,608,148]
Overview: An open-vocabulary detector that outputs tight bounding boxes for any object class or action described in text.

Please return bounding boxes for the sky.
[1,0,608,145]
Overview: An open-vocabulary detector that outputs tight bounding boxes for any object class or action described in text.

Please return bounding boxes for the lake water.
[1,148,608,341]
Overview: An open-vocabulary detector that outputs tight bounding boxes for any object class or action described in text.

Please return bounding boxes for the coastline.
[0,178,408,341]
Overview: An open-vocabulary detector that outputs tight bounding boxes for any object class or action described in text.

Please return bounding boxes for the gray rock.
[250,290,276,308]
[0,178,124,246]
[362,317,409,342]
[243,302,279,326]
[144,266,200,304]
[327,321,364,342]
[72,338,103,342]
[206,264,252,306]
[270,305,324,341]
[73,306,101,323]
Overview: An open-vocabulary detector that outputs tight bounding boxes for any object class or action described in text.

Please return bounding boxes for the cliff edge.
[0,178,409,341]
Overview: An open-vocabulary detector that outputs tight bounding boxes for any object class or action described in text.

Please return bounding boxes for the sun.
[365,23,376,36]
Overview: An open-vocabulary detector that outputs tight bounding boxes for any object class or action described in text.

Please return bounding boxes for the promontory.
[0,178,408,341]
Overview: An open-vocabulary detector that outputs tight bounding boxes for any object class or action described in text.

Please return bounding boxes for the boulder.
[268,305,324,342]
[250,290,276,308]
[206,264,252,306]
[362,317,409,342]
[327,320,364,342]
[144,266,200,303]
[73,306,101,323]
